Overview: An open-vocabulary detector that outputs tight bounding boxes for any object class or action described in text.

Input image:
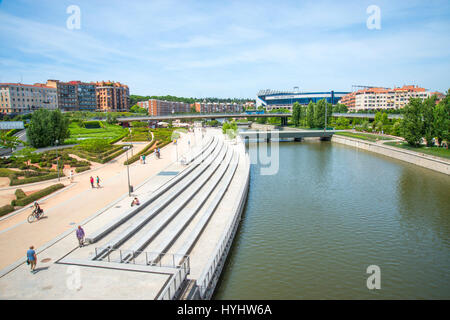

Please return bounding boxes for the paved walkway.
[0,130,200,270]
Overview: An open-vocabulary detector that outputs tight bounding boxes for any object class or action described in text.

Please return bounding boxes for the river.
[213,140,450,299]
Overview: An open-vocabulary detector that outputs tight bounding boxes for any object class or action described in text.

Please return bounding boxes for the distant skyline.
[0,0,449,98]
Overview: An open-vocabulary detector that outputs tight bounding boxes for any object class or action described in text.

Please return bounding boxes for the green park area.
[384,141,450,159]
[335,132,394,142]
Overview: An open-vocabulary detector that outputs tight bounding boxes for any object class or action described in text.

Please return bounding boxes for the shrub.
[15,188,26,199]
[123,140,156,165]
[75,166,90,173]
[12,184,65,207]
[82,121,103,129]
[10,172,63,186]
[0,205,14,217]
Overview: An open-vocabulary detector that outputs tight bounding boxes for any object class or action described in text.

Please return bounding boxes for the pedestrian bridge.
[239,129,343,141]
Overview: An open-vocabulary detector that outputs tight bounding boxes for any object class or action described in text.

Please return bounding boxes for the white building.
[0,83,58,115]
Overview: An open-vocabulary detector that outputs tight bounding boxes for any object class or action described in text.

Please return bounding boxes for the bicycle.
[27,207,44,223]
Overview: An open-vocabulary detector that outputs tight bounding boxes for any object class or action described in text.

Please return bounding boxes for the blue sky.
[0,0,449,98]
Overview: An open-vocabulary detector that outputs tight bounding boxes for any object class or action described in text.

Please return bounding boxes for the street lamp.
[55,139,60,181]
[128,127,133,157]
[123,146,132,196]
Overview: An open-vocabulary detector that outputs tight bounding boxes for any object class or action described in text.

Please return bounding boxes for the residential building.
[0,83,58,115]
[138,99,190,116]
[194,102,242,113]
[342,85,436,111]
[94,81,130,112]
[46,80,97,112]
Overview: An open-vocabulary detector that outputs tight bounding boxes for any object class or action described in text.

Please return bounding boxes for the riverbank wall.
[332,135,450,175]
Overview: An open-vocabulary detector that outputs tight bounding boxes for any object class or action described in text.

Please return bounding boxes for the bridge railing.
[156,256,191,300]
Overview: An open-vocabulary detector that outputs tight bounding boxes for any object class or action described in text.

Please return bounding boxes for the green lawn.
[335,132,394,142]
[66,122,127,144]
[384,142,450,159]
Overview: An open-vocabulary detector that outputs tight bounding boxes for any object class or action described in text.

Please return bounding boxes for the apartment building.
[137,99,190,116]
[342,85,435,111]
[94,81,130,112]
[194,102,242,113]
[47,80,97,112]
[0,83,58,115]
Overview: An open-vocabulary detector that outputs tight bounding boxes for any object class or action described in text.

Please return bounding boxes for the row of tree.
[401,90,449,147]
[292,100,333,128]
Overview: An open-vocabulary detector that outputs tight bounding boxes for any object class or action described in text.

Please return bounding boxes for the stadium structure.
[256,87,350,111]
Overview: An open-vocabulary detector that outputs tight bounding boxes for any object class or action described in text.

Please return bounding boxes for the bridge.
[239,129,344,141]
[116,112,402,125]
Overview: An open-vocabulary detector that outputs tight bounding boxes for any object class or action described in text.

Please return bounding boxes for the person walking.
[69,170,74,183]
[90,176,94,188]
[96,176,100,188]
[76,226,85,247]
[26,246,37,273]
[142,154,146,164]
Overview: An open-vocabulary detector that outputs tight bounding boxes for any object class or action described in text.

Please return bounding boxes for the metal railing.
[94,247,189,269]
[156,256,191,300]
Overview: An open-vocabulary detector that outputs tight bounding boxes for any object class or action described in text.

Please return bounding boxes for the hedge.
[123,140,156,165]
[15,188,26,199]
[108,131,128,144]
[75,166,91,173]
[9,171,64,186]
[0,205,15,217]
[11,183,65,207]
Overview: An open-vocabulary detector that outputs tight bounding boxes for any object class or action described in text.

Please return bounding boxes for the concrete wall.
[332,135,450,175]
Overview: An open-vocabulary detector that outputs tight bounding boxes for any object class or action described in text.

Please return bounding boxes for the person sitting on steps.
[131,197,140,207]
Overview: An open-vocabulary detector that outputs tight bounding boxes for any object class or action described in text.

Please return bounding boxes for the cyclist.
[33,202,42,219]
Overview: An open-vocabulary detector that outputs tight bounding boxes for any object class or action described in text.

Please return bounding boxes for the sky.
[0,0,449,98]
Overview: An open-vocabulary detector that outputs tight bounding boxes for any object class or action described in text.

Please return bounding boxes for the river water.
[213,140,450,299]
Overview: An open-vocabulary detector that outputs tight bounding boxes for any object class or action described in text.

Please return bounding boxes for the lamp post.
[124,146,132,196]
[128,127,133,157]
[55,139,60,181]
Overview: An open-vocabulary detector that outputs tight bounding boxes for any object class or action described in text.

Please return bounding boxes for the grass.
[335,132,394,142]
[66,121,127,144]
[384,142,450,159]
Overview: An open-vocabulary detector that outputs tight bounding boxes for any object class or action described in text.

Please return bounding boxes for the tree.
[292,102,301,127]
[27,109,70,148]
[422,96,437,146]
[306,101,315,128]
[0,131,21,150]
[314,99,327,128]
[130,104,147,114]
[401,98,424,147]
[433,90,450,146]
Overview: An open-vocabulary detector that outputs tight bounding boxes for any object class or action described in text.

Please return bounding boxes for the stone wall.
[332,135,450,175]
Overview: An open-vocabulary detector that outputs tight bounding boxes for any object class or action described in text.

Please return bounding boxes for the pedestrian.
[140,155,143,164]
[142,154,146,164]
[90,176,94,188]
[69,170,74,183]
[96,176,100,188]
[131,197,140,207]
[76,226,85,247]
[26,246,37,273]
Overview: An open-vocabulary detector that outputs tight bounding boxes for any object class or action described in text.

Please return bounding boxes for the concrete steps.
[92,138,225,260]
[137,149,235,264]
[86,136,218,244]
[120,146,232,263]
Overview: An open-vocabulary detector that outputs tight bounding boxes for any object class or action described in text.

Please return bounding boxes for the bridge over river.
[239,129,345,141]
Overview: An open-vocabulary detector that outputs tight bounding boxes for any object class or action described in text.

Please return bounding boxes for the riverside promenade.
[0,128,250,300]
